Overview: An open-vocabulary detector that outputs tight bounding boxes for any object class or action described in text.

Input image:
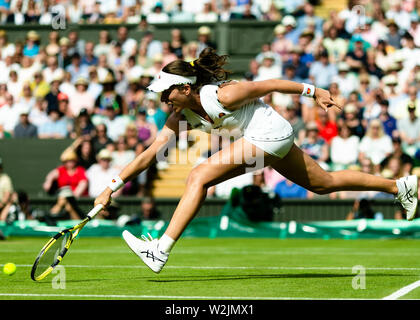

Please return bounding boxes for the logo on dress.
[218,112,226,118]
[112,179,116,183]
[306,88,311,95]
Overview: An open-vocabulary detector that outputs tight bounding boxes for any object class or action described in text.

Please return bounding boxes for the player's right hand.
[94,188,113,208]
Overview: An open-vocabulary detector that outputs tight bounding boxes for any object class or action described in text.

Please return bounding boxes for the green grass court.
[1,237,420,300]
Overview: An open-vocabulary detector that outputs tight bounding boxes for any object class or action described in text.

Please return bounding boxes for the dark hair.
[162,47,230,90]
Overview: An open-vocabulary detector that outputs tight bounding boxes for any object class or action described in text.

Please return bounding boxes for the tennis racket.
[31,204,103,281]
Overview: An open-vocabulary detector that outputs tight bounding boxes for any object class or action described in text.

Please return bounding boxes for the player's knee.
[185,167,207,189]
[309,175,335,195]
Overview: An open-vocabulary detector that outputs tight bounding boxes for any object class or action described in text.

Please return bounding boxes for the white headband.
[147,70,197,93]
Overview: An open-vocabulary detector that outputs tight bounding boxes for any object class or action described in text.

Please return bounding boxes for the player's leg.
[122,137,274,273]
[271,144,417,218]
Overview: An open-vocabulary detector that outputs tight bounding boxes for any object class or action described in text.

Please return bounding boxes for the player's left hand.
[314,88,342,112]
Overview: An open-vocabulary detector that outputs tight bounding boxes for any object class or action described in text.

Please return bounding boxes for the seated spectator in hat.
[147,2,169,23]
[330,124,360,171]
[197,26,217,55]
[359,119,393,170]
[13,106,38,138]
[68,77,95,117]
[271,24,293,63]
[141,91,168,131]
[94,71,125,115]
[57,37,72,69]
[397,103,420,157]
[23,31,40,57]
[43,149,88,197]
[254,52,282,81]
[93,106,130,141]
[86,149,121,198]
[0,30,16,59]
[282,15,300,45]
[345,35,368,73]
[38,109,68,139]
[381,137,414,177]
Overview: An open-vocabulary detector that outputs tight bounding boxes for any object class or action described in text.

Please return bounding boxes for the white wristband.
[108,176,124,192]
[301,83,315,98]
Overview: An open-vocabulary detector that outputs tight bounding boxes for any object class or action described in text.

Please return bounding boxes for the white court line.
[0,293,371,300]
[4,264,420,271]
[383,280,420,300]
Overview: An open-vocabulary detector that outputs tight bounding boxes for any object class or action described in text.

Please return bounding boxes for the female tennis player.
[94,48,418,273]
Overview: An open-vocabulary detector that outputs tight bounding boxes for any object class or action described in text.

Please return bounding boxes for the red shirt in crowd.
[57,165,88,196]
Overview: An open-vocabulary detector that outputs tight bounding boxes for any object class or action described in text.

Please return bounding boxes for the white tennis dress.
[182,84,295,158]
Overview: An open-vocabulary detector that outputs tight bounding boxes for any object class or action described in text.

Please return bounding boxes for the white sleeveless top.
[182,84,293,141]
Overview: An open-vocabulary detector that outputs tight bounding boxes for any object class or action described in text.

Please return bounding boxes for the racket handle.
[87,204,103,219]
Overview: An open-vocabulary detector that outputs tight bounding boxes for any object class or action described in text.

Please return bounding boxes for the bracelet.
[108,175,124,192]
[301,83,315,98]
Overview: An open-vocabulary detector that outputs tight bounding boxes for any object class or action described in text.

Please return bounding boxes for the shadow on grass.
[147,273,408,283]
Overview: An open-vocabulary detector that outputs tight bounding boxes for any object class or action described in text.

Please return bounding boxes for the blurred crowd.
[0,0,419,216]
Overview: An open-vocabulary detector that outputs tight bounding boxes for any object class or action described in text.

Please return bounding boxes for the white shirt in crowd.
[86,163,120,197]
[330,135,360,166]
[359,135,393,165]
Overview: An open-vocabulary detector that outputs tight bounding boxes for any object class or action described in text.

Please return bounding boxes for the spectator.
[67,30,85,56]
[0,93,18,134]
[315,107,338,144]
[195,0,218,23]
[45,31,60,56]
[66,53,89,83]
[135,108,157,147]
[91,123,114,155]
[281,101,305,141]
[147,2,169,23]
[381,137,413,177]
[124,122,142,151]
[57,37,72,69]
[81,41,98,67]
[254,52,282,81]
[68,77,95,117]
[142,91,168,131]
[197,25,217,55]
[112,135,136,172]
[43,149,88,197]
[323,26,348,64]
[13,106,38,138]
[94,105,130,141]
[6,70,22,101]
[95,71,125,115]
[44,76,62,114]
[309,50,337,89]
[0,157,14,220]
[30,71,50,98]
[140,196,160,220]
[86,148,121,198]
[338,103,365,139]
[378,99,397,138]
[271,24,293,63]
[86,66,103,101]
[43,55,64,85]
[29,97,49,129]
[0,190,34,223]
[300,121,330,170]
[359,119,393,169]
[23,30,40,58]
[330,124,360,171]
[116,25,137,57]
[274,179,308,199]
[282,15,300,45]
[0,30,16,59]
[397,103,420,157]
[346,198,377,220]
[94,30,112,57]
[38,109,68,139]
[72,108,95,138]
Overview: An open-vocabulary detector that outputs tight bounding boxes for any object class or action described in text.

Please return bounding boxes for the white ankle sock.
[159,234,175,253]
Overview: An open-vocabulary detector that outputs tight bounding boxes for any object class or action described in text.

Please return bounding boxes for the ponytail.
[162,47,230,89]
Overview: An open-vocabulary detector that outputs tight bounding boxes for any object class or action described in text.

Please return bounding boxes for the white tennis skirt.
[244,133,295,159]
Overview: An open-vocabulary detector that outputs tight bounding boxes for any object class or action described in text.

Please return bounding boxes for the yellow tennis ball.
[3,263,16,276]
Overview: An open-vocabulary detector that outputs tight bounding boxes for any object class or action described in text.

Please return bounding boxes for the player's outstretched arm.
[94,112,184,208]
[217,79,341,112]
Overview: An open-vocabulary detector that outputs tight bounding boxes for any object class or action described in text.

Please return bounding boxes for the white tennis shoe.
[122,230,169,273]
[396,175,418,221]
